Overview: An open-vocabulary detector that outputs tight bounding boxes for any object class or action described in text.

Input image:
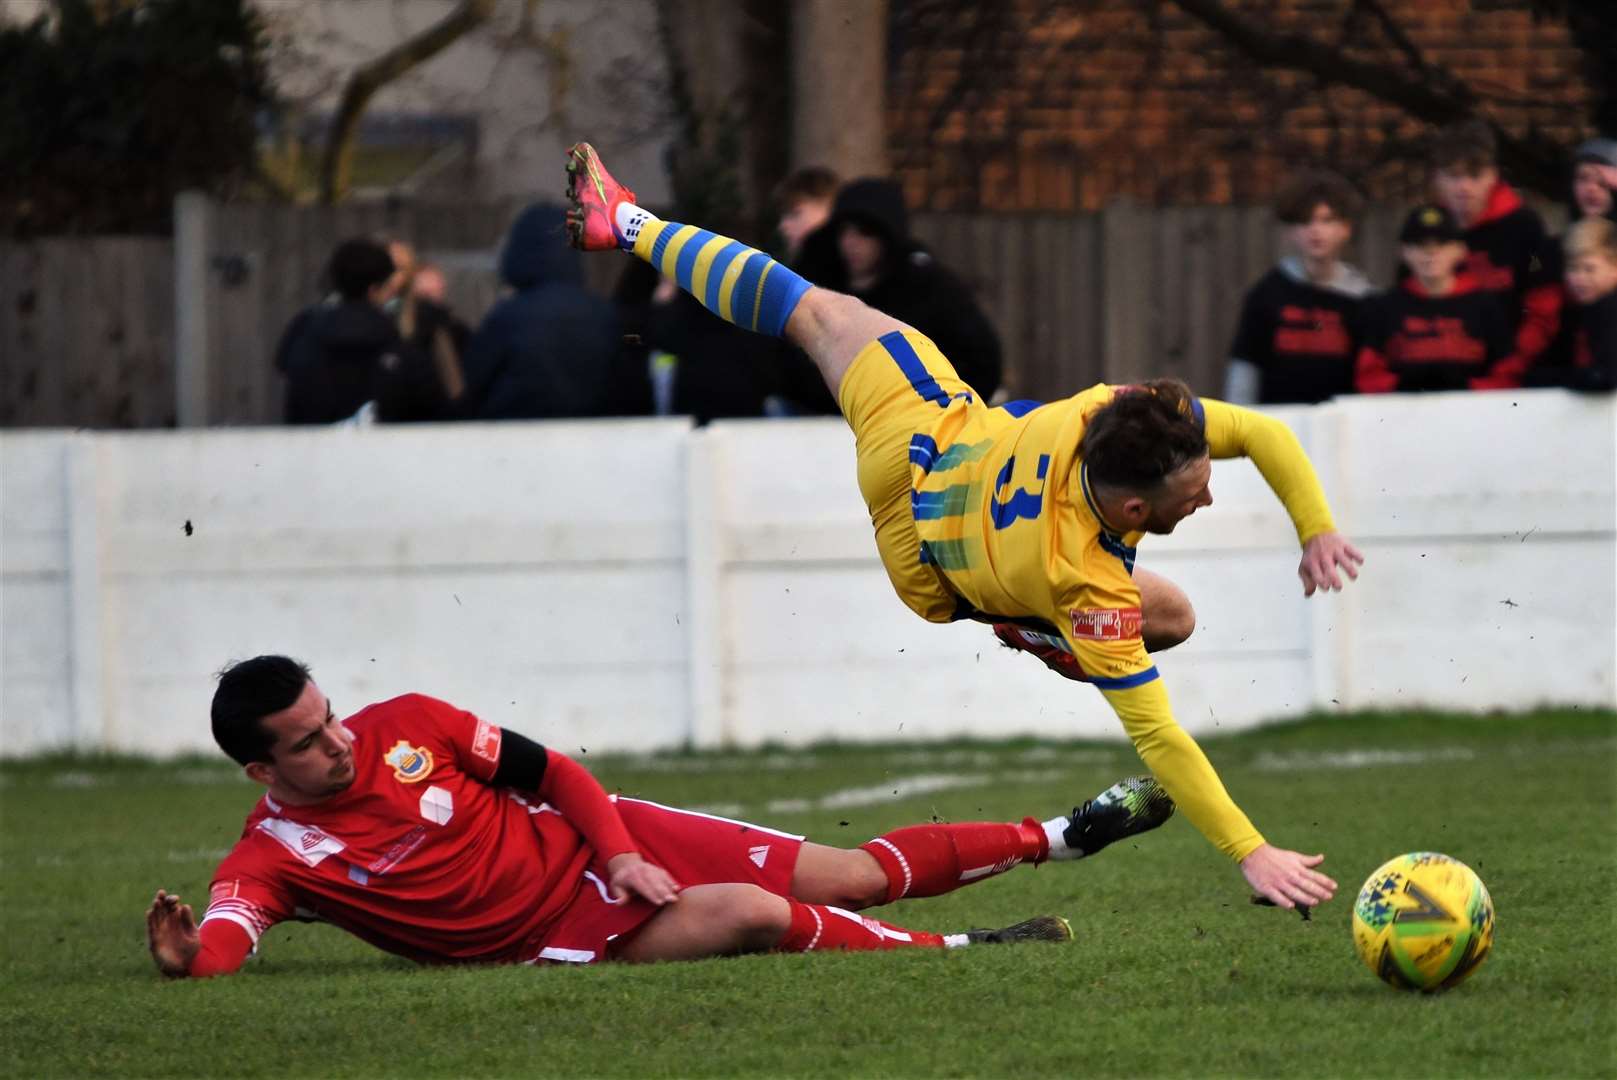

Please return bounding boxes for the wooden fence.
[0,198,1440,429]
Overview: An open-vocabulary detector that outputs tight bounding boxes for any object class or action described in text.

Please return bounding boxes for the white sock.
[1042,815,1078,861]
[615,202,656,247]
[943,933,971,948]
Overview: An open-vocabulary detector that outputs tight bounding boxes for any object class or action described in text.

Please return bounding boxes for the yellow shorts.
[836,330,977,624]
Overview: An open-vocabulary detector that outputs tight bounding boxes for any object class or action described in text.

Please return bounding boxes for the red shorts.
[521,797,804,965]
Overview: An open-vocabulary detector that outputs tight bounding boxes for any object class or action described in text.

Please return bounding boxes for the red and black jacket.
[1398,182,1560,384]
[1356,276,1516,393]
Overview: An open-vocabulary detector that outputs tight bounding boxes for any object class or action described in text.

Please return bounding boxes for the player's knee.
[845,851,891,909]
[723,885,792,950]
[1144,596,1196,651]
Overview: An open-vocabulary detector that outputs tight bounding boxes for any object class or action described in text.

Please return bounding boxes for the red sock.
[778,899,944,952]
[860,820,1048,904]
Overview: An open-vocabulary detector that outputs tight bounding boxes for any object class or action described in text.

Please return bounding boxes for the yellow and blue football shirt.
[839,330,1337,862]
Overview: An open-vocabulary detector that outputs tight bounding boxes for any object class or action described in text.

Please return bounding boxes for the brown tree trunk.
[791,0,888,178]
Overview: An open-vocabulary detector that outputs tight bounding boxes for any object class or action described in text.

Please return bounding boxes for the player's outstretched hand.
[1298,530,1364,597]
[606,852,681,906]
[146,888,200,977]
[1240,844,1337,910]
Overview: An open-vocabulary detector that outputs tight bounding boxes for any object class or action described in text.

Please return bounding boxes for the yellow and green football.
[1351,852,1495,992]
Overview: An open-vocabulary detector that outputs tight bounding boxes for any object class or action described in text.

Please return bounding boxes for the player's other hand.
[1240,844,1337,910]
[606,852,681,906]
[146,888,200,977]
[1298,530,1364,597]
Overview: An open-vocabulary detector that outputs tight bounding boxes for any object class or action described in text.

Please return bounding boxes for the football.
[1351,852,1495,992]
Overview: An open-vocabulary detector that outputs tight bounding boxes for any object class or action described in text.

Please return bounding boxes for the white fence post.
[64,437,107,750]
[684,428,727,749]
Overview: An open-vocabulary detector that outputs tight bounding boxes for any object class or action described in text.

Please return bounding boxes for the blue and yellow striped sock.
[631,219,812,338]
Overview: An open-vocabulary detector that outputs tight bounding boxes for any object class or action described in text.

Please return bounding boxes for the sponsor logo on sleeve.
[1070,607,1143,641]
[471,720,502,766]
[209,880,240,903]
[383,740,435,783]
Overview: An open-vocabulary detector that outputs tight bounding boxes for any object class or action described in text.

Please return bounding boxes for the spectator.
[1419,119,1559,386]
[1569,136,1617,224]
[1223,170,1373,404]
[774,165,840,265]
[367,241,471,423]
[459,204,620,420]
[1526,138,1617,389]
[767,167,846,413]
[1525,217,1617,391]
[779,178,1002,414]
[1357,206,1514,394]
[275,238,406,425]
[642,276,781,424]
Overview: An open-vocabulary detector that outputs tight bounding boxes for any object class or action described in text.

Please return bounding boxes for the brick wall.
[887,0,1591,211]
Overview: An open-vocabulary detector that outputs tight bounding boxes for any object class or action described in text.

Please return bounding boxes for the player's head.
[1564,217,1617,305]
[328,238,396,304]
[1079,379,1212,535]
[1429,119,1499,228]
[1275,171,1361,264]
[212,655,355,803]
[1571,137,1617,221]
[1399,204,1468,292]
[775,165,840,261]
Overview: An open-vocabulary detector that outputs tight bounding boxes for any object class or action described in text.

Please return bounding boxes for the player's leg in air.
[564,142,916,404]
[567,142,992,631]
[611,776,1174,962]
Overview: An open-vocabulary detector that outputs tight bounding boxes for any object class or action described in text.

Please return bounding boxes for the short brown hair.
[1079,379,1209,493]
[1274,170,1363,226]
[1429,119,1498,174]
[774,166,840,209]
[1565,217,1617,264]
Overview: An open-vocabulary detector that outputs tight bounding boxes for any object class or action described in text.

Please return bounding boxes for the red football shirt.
[200,694,595,964]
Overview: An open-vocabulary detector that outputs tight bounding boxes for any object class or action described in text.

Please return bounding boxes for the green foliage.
[2,709,1613,1077]
[0,0,274,236]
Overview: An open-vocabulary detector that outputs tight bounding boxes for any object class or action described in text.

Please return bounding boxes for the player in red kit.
[146,656,1176,976]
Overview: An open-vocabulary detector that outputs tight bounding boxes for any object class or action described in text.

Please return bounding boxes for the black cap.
[1399,204,1464,244]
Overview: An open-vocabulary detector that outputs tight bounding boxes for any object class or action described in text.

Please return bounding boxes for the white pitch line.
[1251,747,1477,771]
[695,768,1074,818]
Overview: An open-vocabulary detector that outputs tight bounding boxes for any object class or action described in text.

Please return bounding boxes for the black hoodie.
[459,204,621,419]
[790,179,1002,410]
[276,298,404,424]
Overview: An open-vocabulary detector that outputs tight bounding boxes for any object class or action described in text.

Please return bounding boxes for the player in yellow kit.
[565,142,1361,911]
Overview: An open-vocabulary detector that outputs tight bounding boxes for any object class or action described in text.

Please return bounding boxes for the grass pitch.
[2,708,1613,1079]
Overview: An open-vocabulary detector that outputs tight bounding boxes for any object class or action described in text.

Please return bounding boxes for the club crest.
[383,740,434,783]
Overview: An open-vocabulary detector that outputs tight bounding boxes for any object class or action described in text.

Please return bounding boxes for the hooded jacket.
[460,204,620,420]
[276,298,404,424]
[799,179,1002,405]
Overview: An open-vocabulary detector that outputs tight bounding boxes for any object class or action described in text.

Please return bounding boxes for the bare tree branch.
[1165,0,1565,195]
[318,0,496,204]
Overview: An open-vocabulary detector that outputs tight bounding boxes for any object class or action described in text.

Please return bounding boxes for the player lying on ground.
[564,143,1362,911]
[145,656,1175,977]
